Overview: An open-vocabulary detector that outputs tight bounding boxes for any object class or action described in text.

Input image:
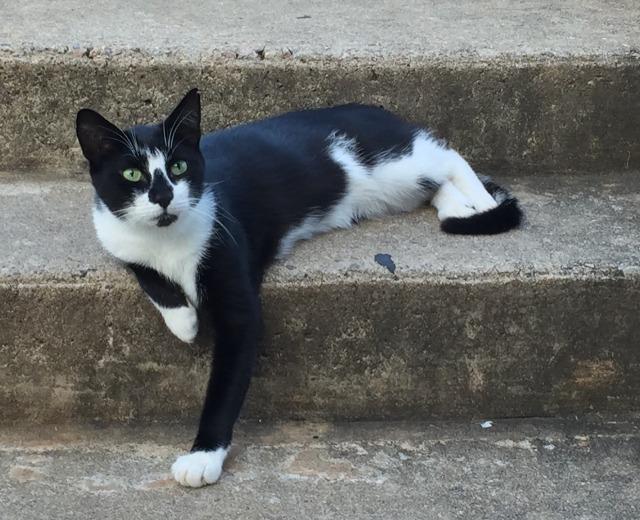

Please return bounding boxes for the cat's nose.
[148,187,173,208]
[148,170,174,209]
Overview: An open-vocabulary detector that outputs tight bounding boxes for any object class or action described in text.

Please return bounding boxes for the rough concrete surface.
[0,173,639,423]
[0,1,639,174]
[1,417,639,519]
[2,173,640,282]
[2,0,639,58]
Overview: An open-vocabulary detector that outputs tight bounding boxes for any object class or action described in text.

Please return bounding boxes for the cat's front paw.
[161,305,198,343]
[171,448,228,488]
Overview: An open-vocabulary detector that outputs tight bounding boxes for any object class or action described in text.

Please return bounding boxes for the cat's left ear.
[163,88,201,148]
[76,109,125,164]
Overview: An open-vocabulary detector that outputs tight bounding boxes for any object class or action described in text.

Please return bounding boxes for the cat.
[76,89,522,488]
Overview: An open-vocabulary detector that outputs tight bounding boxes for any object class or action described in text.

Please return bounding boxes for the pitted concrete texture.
[2,0,639,58]
[1,173,639,282]
[1,418,639,519]
[0,2,639,174]
[0,173,639,422]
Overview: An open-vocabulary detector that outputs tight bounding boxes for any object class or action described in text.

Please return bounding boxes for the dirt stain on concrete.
[286,448,356,480]
[9,465,45,483]
[573,360,617,388]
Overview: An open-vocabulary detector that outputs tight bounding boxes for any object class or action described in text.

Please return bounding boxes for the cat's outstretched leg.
[171,280,261,487]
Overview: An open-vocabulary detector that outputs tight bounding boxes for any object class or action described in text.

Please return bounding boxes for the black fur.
[130,264,188,308]
[441,180,522,235]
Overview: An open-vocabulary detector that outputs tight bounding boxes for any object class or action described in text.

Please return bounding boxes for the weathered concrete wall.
[1,53,639,175]
[1,275,638,424]
[1,172,639,424]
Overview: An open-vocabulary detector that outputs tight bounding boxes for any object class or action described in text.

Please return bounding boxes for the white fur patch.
[278,131,497,256]
[278,213,325,258]
[151,302,198,343]
[146,149,170,182]
[93,190,215,306]
[171,448,228,488]
[431,181,476,220]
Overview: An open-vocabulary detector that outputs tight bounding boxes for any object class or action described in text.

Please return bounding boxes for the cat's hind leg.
[441,148,498,213]
[404,132,522,234]
[431,181,477,221]
[321,129,521,239]
[427,151,523,235]
[406,132,498,213]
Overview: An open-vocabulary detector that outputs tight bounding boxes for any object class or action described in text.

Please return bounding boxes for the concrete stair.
[1,172,640,424]
[1,1,639,176]
[1,0,639,516]
[2,418,639,520]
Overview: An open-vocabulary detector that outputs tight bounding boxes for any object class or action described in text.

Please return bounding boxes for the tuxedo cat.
[76,89,522,488]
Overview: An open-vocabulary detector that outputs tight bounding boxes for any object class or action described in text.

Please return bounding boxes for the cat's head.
[76,89,204,228]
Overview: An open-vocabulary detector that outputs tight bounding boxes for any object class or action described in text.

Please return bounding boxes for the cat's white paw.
[437,203,477,220]
[171,448,228,488]
[432,180,479,220]
[161,305,198,343]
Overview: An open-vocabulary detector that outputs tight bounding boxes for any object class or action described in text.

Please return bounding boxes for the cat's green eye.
[122,168,143,182]
[170,160,188,176]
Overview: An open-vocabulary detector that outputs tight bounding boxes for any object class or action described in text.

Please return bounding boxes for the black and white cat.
[76,89,522,488]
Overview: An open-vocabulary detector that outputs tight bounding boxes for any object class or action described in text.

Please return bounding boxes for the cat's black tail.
[440,178,523,235]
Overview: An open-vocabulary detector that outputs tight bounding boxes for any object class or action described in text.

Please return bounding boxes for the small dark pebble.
[374,253,396,274]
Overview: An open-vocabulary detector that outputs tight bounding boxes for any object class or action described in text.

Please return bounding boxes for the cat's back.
[199,103,417,172]
[197,104,421,260]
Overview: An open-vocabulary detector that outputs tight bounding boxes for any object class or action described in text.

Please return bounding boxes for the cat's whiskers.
[186,206,237,246]
[168,109,195,152]
[162,120,168,150]
[167,106,187,151]
[166,106,185,151]
[129,127,142,155]
[113,203,165,223]
[99,125,139,158]
[113,198,217,229]
[101,135,137,156]
[169,136,188,157]
[213,205,237,224]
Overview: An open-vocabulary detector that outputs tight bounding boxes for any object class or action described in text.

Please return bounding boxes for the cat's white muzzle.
[127,180,192,227]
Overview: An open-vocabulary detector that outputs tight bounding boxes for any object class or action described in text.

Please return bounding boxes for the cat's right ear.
[76,109,123,164]
[163,89,201,147]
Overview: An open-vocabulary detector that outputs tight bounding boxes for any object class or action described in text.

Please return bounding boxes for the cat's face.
[76,89,204,228]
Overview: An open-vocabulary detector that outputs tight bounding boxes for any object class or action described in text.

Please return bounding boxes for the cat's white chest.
[92,193,214,305]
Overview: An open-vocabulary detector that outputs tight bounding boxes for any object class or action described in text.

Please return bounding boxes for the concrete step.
[1,172,639,424]
[1,1,639,175]
[1,417,639,519]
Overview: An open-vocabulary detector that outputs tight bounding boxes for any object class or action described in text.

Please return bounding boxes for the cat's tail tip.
[440,178,523,235]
